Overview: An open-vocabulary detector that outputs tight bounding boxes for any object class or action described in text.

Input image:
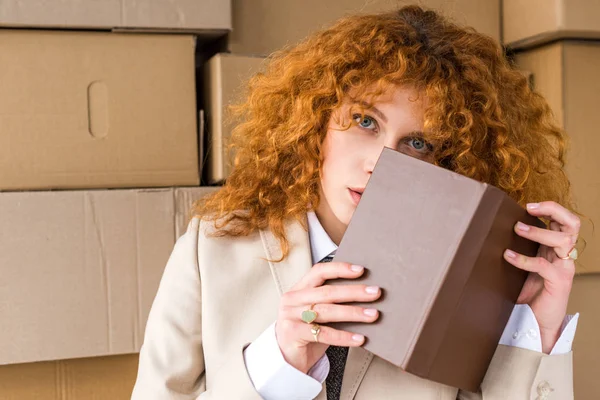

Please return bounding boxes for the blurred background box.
[515,41,600,275]
[504,0,600,50]
[203,53,265,184]
[0,354,139,400]
[0,187,215,366]
[0,0,231,33]
[567,274,600,399]
[0,30,199,191]
[228,0,500,56]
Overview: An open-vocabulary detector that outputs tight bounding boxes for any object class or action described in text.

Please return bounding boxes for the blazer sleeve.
[131,218,263,400]
[456,345,574,400]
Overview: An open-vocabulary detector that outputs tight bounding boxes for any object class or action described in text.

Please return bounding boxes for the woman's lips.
[348,188,364,205]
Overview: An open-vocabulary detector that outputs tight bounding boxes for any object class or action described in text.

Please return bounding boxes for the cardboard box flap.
[0,0,231,31]
[504,0,600,49]
[0,189,175,365]
[0,0,120,28]
[121,0,231,31]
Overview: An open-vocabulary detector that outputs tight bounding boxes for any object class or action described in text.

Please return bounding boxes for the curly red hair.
[193,5,573,258]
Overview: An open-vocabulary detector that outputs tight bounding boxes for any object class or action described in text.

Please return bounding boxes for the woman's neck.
[315,199,346,246]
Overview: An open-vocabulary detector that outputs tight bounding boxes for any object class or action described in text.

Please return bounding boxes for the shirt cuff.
[243,322,328,400]
[499,303,579,355]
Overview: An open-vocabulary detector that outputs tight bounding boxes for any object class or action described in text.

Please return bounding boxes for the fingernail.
[516,221,530,231]
[351,264,364,272]
[352,334,364,342]
[505,249,517,259]
[527,203,540,210]
[365,286,379,294]
[364,308,378,316]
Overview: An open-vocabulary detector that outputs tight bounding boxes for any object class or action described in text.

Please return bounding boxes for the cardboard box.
[175,186,219,236]
[330,148,542,392]
[0,354,138,400]
[229,0,500,56]
[203,54,266,184]
[567,274,600,400]
[0,30,200,191]
[515,42,600,274]
[504,0,600,50]
[0,187,216,366]
[0,0,231,32]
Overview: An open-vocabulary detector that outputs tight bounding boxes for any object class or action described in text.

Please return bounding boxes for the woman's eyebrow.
[407,130,426,138]
[356,101,388,123]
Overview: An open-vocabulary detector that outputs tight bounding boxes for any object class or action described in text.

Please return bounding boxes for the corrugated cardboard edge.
[205,55,225,184]
[506,30,600,51]
[0,0,232,32]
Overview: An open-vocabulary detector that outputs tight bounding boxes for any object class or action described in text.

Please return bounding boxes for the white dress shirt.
[243,212,579,400]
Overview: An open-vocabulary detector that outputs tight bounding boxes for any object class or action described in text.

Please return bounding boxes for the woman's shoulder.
[182,210,256,241]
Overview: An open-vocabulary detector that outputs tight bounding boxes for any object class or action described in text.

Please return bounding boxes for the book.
[329,147,544,392]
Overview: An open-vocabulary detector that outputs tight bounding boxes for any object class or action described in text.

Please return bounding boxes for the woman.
[132,5,580,400]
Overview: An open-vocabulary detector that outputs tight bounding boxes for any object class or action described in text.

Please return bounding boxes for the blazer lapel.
[340,347,374,399]
[259,215,313,295]
[259,215,375,399]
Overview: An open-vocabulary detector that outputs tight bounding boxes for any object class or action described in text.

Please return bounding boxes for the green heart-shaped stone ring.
[301,305,318,324]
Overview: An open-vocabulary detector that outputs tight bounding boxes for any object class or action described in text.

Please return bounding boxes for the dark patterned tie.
[320,255,348,400]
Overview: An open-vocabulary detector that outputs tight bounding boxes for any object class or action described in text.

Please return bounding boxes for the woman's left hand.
[503,201,580,354]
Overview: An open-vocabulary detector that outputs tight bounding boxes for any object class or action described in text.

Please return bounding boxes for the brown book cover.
[329,147,544,392]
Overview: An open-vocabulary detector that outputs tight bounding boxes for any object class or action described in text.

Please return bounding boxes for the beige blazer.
[131,216,574,400]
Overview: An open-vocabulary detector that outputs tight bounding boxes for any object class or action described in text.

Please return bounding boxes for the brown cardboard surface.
[0,0,231,31]
[0,189,174,365]
[568,274,600,400]
[203,54,266,184]
[0,188,215,366]
[229,0,500,56]
[0,30,199,191]
[330,148,542,391]
[504,0,600,49]
[175,186,219,237]
[0,354,139,400]
[515,42,600,274]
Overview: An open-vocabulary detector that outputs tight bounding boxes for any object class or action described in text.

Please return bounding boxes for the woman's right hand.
[275,261,381,374]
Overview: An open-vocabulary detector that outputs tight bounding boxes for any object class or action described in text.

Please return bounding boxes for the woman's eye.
[407,137,431,152]
[353,114,377,130]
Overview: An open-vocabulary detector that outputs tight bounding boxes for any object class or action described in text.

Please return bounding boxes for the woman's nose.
[364,156,376,174]
[364,145,384,174]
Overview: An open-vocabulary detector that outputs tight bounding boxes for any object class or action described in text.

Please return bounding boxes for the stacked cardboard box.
[228,0,500,56]
[505,1,600,398]
[0,1,228,398]
[0,30,200,190]
[203,54,266,184]
[0,187,217,397]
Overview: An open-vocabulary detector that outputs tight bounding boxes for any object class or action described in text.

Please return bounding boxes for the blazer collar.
[259,215,374,399]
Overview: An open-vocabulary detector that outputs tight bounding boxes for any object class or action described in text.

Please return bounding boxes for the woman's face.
[316,86,433,244]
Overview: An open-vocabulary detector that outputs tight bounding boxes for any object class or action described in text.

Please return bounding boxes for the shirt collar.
[307,211,338,264]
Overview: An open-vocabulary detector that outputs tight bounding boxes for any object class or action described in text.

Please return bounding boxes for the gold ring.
[310,323,321,343]
[301,303,318,324]
[556,246,578,261]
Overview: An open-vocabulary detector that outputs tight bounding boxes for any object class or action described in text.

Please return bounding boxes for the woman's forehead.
[341,85,426,110]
